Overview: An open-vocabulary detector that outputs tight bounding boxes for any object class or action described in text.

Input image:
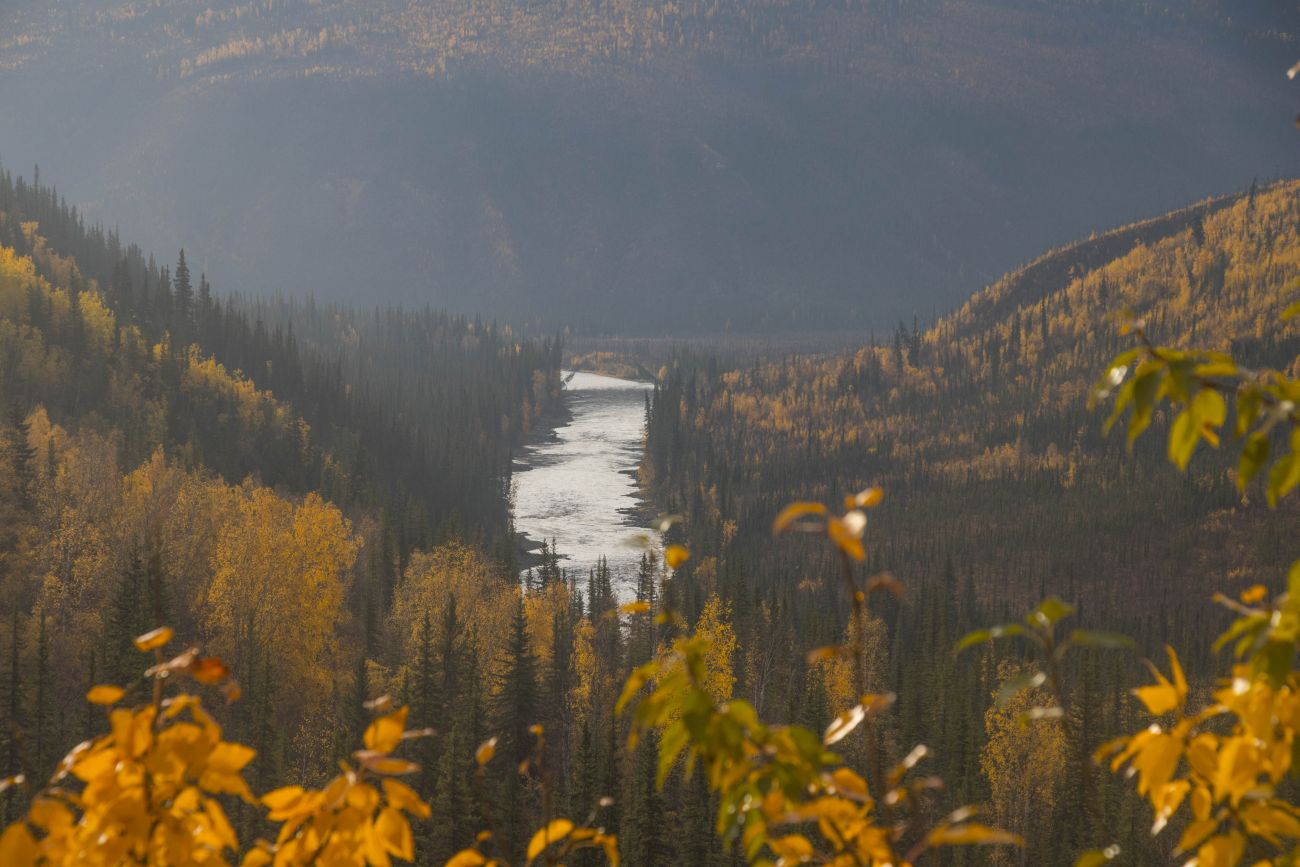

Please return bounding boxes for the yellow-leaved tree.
[204,486,359,717]
[981,660,1067,866]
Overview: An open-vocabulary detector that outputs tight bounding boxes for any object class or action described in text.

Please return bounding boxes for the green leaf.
[1267,452,1300,507]
[616,663,656,714]
[1032,597,1075,627]
[1235,389,1263,438]
[1213,614,1268,657]
[927,823,1023,847]
[1193,361,1238,378]
[1018,706,1064,726]
[1238,433,1270,491]
[1168,408,1198,470]
[1253,638,1295,688]
[1126,363,1163,447]
[1068,629,1136,651]
[995,670,1046,708]
[955,623,1024,654]
[657,719,690,787]
[1193,387,1227,432]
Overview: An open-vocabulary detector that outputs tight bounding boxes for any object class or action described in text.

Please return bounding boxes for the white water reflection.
[512,371,656,600]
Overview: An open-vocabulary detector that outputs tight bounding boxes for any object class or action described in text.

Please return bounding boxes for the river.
[512,371,656,600]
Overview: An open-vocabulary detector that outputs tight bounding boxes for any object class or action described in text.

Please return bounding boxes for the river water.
[512,371,657,600]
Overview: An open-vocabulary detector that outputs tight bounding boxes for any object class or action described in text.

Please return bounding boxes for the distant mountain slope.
[0,166,562,547]
[646,179,1300,644]
[0,0,1296,332]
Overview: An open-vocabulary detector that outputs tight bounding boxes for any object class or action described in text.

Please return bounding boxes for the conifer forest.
[0,2,1299,865]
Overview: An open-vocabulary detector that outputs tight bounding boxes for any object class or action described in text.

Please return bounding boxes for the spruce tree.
[173,249,193,331]
[490,596,539,861]
[106,552,147,684]
[32,611,48,777]
[6,405,36,511]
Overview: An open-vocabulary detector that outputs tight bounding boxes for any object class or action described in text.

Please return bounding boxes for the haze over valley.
[3,0,1297,331]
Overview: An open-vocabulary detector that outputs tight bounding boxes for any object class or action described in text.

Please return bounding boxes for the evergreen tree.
[173,250,193,332]
[32,612,48,777]
[6,406,36,511]
[490,596,539,861]
[105,552,148,684]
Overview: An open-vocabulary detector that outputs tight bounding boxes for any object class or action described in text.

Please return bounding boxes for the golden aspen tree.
[204,486,358,715]
[386,541,515,684]
[980,659,1067,865]
[692,594,736,703]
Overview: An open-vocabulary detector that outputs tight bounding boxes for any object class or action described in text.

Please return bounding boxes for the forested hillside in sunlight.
[0,165,568,853]
[643,182,1300,862]
[0,163,1298,866]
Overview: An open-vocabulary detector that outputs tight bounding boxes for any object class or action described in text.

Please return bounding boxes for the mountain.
[0,163,562,560]
[641,180,1300,860]
[0,162,565,818]
[647,179,1300,624]
[1,0,1297,332]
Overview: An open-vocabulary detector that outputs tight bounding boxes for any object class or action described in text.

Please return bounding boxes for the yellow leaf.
[354,752,419,775]
[664,544,690,569]
[475,737,498,766]
[928,823,1023,847]
[806,645,844,664]
[845,486,884,510]
[1133,684,1180,716]
[383,779,431,820]
[208,741,257,774]
[768,833,814,861]
[1074,847,1120,867]
[1239,584,1267,604]
[601,833,620,866]
[527,818,575,861]
[262,786,306,811]
[1130,732,1182,801]
[1175,819,1218,856]
[1166,646,1188,704]
[376,807,414,860]
[1193,831,1245,867]
[133,626,174,652]
[619,601,651,616]
[446,851,487,867]
[86,684,125,705]
[1133,647,1187,716]
[190,656,230,684]
[772,501,827,535]
[27,798,72,835]
[241,847,273,867]
[366,816,394,867]
[0,822,37,865]
[826,516,866,561]
[204,797,239,850]
[364,707,410,754]
[823,704,865,746]
[830,768,869,800]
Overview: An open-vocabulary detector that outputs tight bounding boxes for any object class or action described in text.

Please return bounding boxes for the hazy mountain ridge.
[1,0,1296,331]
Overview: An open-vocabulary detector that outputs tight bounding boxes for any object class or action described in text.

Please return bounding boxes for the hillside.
[0,165,564,828]
[1,0,1297,331]
[643,182,1300,861]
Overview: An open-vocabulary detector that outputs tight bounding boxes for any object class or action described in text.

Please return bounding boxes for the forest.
[0,167,1297,866]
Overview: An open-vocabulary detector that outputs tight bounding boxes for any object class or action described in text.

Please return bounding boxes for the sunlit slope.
[647,181,1300,638]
